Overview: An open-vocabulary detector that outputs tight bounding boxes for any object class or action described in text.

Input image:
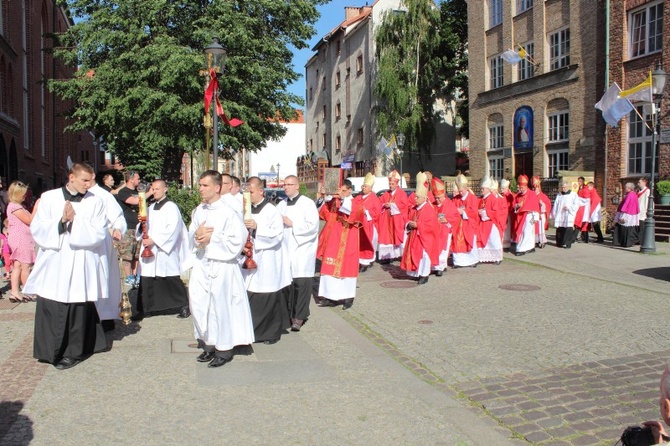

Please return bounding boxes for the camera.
[621,426,655,446]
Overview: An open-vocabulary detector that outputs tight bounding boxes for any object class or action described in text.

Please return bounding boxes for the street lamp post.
[204,37,227,172]
[396,133,405,185]
[640,62,667,254]
[276,163,281,187]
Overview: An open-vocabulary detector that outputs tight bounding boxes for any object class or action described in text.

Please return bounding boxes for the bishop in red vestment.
[377,170,408,263]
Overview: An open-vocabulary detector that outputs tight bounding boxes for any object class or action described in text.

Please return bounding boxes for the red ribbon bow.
[204,68,243,127]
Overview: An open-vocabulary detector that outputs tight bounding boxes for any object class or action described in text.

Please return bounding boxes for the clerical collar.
[153,197,168,210]
[561,190,571,195]
[251,199,269,214]
[287,194,300,206]
[416,201,426,210]
[62,186,85,202]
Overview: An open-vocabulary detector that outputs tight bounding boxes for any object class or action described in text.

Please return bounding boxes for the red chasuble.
[477,193,501,248]
[353,192,381,260]
[512,190,540,242]
[377,188,409,246]
[318,198,364,279]
[451,191,480,253]
[400,202,440,272]
[574,187,590,228]
[435,197,461,256]
[317,197,341,260]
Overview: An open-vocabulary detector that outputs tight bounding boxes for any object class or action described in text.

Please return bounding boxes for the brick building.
[605,0,669,213]
[0,1,93,196]
[467,0,605,187]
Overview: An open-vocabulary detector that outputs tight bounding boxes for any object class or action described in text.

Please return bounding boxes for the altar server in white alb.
[189,170,254,368]
[26,163,109,370]
[136,179,191,319]
[243,176,292,345]
[550,180,580,249]
[88,174,127,332]
[276,175,319,332]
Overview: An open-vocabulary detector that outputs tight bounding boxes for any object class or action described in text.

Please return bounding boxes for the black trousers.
[556,227,576,248]
[288,277,312,322]
[592,221,604,242]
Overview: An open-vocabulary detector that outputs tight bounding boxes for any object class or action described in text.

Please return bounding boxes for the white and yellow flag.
[618,73,652,103]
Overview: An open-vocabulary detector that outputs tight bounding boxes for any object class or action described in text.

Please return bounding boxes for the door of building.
[514,152,533,180]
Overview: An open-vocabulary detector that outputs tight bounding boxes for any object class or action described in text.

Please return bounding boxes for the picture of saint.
[514,106,534,150]
[516,116,530,143]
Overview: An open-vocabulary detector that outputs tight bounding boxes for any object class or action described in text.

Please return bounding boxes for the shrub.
[656,180,670,196]
[168,185,201,226]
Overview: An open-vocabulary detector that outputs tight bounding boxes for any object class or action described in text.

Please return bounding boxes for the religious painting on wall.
[513,106,534,150]
[322,168,343,195]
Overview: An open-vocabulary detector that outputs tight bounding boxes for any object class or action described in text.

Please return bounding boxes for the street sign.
[660,128,670,144]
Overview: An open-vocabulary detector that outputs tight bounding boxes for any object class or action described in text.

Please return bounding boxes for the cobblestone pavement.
[1,233,669,445]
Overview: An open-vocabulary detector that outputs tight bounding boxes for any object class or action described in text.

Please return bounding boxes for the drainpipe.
[603,0,610,212]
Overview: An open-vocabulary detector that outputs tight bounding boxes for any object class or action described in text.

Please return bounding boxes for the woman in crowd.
[7,181,36,302]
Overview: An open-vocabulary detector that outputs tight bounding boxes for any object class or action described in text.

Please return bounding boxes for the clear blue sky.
[288,2,347,110]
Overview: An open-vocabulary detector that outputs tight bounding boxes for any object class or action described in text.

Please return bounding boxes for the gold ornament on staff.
[137,183,154,259]
[114,240,133,325]
[241,184,257,270]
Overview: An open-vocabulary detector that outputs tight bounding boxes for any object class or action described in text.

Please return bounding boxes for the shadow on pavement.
[105,321,141,348]
[0,400,33,445]
[633,267,670,282]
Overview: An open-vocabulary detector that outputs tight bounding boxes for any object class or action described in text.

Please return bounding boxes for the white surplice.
[276,195,319,279]
[88,184,127,320]
[551,191,580,228]
[24,188,108,303]
[137,199,191,277]
[242,200,291,293]
[189,198,255,350]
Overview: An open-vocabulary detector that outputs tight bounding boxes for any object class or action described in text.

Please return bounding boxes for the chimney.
[344,6,361,20]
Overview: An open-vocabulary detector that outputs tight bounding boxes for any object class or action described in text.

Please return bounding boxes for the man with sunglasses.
[116,170,152,286]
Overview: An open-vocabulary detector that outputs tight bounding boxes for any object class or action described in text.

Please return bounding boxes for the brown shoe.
[291,319,303,332]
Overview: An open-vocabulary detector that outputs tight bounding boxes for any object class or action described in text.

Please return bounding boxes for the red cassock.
[589,188,601,220]
[377,188,409,246]
[317,197,364,279]
[536,192,552,231]
[435,198,461,255]
[512,190,540,242]
[496,193,510,234]
[574,187,590,228]
[451,191,480,253]
[353,192,381,260]
[400,203,440,272]
[477,194,501,248]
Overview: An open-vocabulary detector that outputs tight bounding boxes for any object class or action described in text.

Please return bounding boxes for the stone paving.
[0,232,669,445]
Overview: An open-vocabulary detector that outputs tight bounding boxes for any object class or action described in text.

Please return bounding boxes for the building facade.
[305,1,457,182]
[0,0,94,195]
[468,0,604,186]
[606,0,668,213]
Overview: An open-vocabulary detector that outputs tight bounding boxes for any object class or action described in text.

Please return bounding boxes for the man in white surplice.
[243,176,292,345]
[25,163,109,370]
[136,179,191,319]
[276,175,319,332]
[550,181,580,249]
[88,175,126,331]
[189,170,254,368]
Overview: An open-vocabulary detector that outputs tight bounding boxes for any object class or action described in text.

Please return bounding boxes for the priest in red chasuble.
[377,170,408,263]
[512,175,540,256]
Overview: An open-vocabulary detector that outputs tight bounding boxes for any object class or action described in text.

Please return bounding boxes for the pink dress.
[7,202,35,264]
[0,233,10,268]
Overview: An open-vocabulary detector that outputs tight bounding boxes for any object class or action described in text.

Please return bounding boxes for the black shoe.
[359,265,368,273]
[378,259,391,265]
[208,356,232,368]
[342,298,354,310]
[101,320,115,332]
[434,270,443,277]
[197,351,215,363]
[417,276,429,285]
[177,306,191,319]
[318,298,338,307]
[55,357,82,370]
[263,338,280,345]
[494,261,501,265]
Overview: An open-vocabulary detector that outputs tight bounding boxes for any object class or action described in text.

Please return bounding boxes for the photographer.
[622,363,670,445]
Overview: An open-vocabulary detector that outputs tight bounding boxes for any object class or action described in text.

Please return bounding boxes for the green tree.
[51,0,328,179]
[374,0,468,165]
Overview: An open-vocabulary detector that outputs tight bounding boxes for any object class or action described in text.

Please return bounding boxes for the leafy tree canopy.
[52,0,328,178]
[374,0,468,162]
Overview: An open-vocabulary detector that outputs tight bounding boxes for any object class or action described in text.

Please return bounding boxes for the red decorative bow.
[204,68,243,127]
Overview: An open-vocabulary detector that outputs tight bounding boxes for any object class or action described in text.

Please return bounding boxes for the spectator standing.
[0,220,10,279]
[101,174,115,192]
[7,181,37,302]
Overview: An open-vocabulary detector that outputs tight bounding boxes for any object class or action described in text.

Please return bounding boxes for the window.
[335,101,341,120]
[549,28,570,70]
[336,40,341,55]
[489,55,503,89]
[322,105,326,122]
[488,124,504,149]
[627,105,656,175]
[0,0,4,35]
[488,0,502,28]
[309,87,313,103]
[322,75,326,90]
[518,42,534,81]
[357,128,364,145]
[356,54,363,74]
[547,111,569,142]
[309,139,313,152]
[336,135,341,153]
[548,150,569,178]
[629,1,663,58]
[322,132,327,149]
[488,156,504,180]
[335,70,341,88]
[516,0,532,14]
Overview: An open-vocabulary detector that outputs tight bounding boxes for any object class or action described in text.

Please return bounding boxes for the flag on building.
[501,48,522,65]
[377,136,390,156]
[619,73,653,103]
[595,82,634,127]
